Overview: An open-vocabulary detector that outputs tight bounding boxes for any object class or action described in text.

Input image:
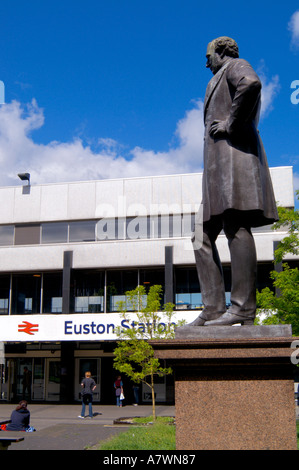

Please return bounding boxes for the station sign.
[0,312,191,342]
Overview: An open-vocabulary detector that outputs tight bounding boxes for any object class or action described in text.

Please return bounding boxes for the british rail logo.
[18,321,39,336]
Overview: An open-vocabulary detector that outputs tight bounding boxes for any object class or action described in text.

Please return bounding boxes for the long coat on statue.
[202,57,278,227]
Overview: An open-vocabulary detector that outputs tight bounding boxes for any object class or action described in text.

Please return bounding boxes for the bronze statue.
[191,37,278,326]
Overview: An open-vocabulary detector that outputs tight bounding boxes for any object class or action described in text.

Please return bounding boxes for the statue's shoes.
[188,315,206,326]
[188,310,225,326]
[204,312,254,326]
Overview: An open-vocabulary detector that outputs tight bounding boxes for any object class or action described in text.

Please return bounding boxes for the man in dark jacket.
[191,37,278,326]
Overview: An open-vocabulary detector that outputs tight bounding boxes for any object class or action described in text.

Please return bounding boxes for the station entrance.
[1,357,61,402]
[0,342,171,404]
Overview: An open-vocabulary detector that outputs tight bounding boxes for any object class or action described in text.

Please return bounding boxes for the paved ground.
[0,403,175,450]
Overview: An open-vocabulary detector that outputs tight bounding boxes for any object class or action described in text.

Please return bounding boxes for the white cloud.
[0,66,278,190]
[293,172,299,191]
[288,10,299,47]
[0,99,205,187]
[260,74,280,117]
[256,61,280,118]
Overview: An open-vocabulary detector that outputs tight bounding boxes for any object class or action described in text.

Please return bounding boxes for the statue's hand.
[209,120,228,138]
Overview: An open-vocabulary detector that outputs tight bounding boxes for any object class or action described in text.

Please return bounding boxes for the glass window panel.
[42,272,63,313]
[170,215,182,237]
[42,222,68,244]
[0,275,10,314]
[139,268,165,309]
[0,225,14,246]
[96,218,117,240]
[69,221,95,242]
[149,215,159,239]
[159,215,170,238]
[106,270,138,312]
[175,267,201,309]
[11,274,41,314]
[182,213,195,237]
[139,269,164,291]
[15,225,40,245]
[70,270,105,313]
[116,218,125,240]
[126,216,149,239]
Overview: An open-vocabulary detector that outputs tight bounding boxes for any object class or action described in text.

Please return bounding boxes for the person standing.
[78,371,96,419]
[191,36,278,326]
[22,367,32,400]
[114,376,123,407]
[133,384,140,406]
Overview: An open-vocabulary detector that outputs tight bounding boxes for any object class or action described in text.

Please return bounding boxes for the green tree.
[113,285,183,420]
[256,192,299,334]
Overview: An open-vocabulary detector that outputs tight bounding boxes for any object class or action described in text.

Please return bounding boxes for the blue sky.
[0,1,298,205]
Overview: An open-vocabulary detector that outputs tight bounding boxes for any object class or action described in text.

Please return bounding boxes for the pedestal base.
[152,326,298,450]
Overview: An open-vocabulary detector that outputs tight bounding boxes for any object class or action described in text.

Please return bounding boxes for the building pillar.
[165,246,174,305]
[62,251,73,314]
[60,341,76,403]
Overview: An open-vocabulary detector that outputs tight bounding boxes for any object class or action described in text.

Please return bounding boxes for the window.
[0,225,14,246]
[106,270,138,312]
[42,272,63,313]
[69,221,96,242]
[0,275,10,314]
[126,216,149,239]
[11,274,41,314]
[42,222,68,244]
[0,214,196,246]
[175,267,202,309]
[15,224,40,245]
[139,268,165,292]
[70,270,105,313]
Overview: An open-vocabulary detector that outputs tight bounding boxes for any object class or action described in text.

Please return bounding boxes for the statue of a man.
[191,37,278,326]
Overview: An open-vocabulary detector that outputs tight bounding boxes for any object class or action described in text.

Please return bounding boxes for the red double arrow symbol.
[18,321,39,335]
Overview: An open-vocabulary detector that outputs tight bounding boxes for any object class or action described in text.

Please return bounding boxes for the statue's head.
[211,37,239,58]
[206,36,239,75]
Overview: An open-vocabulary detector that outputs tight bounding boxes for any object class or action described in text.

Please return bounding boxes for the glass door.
[32,358,44,400]
[45,359,61,401]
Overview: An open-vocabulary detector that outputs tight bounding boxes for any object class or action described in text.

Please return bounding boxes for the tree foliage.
[113,285,183,420]
[256,193,299,335]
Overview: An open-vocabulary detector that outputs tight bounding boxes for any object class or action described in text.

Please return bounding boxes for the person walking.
[78,371,96,419]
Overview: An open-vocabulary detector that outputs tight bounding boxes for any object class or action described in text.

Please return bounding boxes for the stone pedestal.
[151,325,298,450]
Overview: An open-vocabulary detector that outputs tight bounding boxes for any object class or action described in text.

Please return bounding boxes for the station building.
[0,166,296,404]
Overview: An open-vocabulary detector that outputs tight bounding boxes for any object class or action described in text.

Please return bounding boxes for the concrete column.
[62,251,73,314]
[165,246,174,305]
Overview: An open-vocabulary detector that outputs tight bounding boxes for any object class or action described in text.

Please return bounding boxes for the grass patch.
[132,416,175,425]
[95,416,175,451]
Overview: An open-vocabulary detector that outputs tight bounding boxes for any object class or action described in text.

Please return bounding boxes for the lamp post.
[18,173,30,185]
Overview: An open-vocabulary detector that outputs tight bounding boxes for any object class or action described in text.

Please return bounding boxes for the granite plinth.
[151,326,298,450]
[175,324,292,339]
